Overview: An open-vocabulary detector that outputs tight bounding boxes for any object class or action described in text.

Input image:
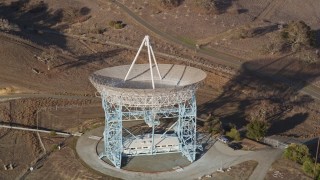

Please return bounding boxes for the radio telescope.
[89,35,206,168]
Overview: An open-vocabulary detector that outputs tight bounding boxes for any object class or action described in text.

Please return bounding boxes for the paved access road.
[77,127,283,180]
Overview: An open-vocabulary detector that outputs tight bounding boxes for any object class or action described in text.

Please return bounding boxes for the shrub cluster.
[109,21,125,29]
[264,21,318,54]
[226,128,241,141]
[284,143,320,179]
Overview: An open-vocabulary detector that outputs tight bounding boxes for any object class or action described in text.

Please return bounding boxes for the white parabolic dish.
[90,64,206,107]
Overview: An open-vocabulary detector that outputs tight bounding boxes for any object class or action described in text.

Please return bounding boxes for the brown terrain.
[265,158,312,180]
[0,0,319,179]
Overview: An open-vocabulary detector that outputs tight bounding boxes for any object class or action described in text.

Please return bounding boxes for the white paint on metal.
[124,35,163,89]
[0,124,70,136]
[124,36,146,81]
[146,36,155,89]
[90,35,206,169]
[90,64,206,107]
[123,134,179,155]
[150,45,162,80]
[88,135,102,140]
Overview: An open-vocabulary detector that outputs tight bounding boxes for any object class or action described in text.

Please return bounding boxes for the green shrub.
[283,143,310,164]
[302,158,320,178]
[246,120,269,141]
[114,23,124,29]
[302,158,314,175]
[226,128,241,141]
[109,20,125,29]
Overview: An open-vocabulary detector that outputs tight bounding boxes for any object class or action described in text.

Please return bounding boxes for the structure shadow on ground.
[0,0,90,49]
[55,48,126,69]
[199,57,320,136]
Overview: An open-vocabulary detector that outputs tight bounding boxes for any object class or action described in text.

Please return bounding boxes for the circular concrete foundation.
[76,127,252,180]
[95,128,191,172]
[76,127,192,175]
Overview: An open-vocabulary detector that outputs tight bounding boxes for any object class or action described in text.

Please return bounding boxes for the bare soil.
[0,130,41,180]
[241,138,267,151]
[201,160,258,180]
[25,137,119,180]
[0,0,320,179]
[265,158,312,180]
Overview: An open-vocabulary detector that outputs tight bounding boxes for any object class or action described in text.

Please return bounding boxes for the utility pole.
[315,136,319,178]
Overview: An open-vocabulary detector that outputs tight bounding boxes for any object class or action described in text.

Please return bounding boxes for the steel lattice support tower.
[99,92,123,168]
[90,35,206,169]
[178,95,197,162]
[98,92,198,168]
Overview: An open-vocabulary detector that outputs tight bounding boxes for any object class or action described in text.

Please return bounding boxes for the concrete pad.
[214,141,252,156]
[76,127,255,180]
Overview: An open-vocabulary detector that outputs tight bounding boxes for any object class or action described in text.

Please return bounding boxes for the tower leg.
[177,94,197,162]
[100,93,122,168]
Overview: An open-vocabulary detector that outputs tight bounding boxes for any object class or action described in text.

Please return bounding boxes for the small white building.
[123,134,180,155]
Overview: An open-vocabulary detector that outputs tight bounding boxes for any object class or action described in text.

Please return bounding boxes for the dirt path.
[248,149,283,180]
[254,0,287,22]
[107,0,243,68]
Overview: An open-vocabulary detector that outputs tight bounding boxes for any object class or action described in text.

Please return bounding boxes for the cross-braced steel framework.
[90,35,206,169]
[98,90,197,168]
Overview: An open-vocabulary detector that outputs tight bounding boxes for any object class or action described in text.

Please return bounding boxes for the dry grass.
[201,160,258,180]
[265,158,312,180]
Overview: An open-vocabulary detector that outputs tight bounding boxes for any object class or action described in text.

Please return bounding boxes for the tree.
[226,128,241,141]
[246,120,269,141]
[264,21,318,54]
[284,143,311,164]
[280,21,312,52]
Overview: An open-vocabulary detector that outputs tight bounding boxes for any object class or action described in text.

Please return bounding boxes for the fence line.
[263,137,288,149]
[0,124,72,136]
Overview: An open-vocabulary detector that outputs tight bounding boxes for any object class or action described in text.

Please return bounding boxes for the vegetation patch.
[283,143,320,179]
[263,21,319,55]
[109,20,126,29]
[195,0,236,15]
[246,120,269,141]
[226,128,241,141]
[177,35,196,46]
